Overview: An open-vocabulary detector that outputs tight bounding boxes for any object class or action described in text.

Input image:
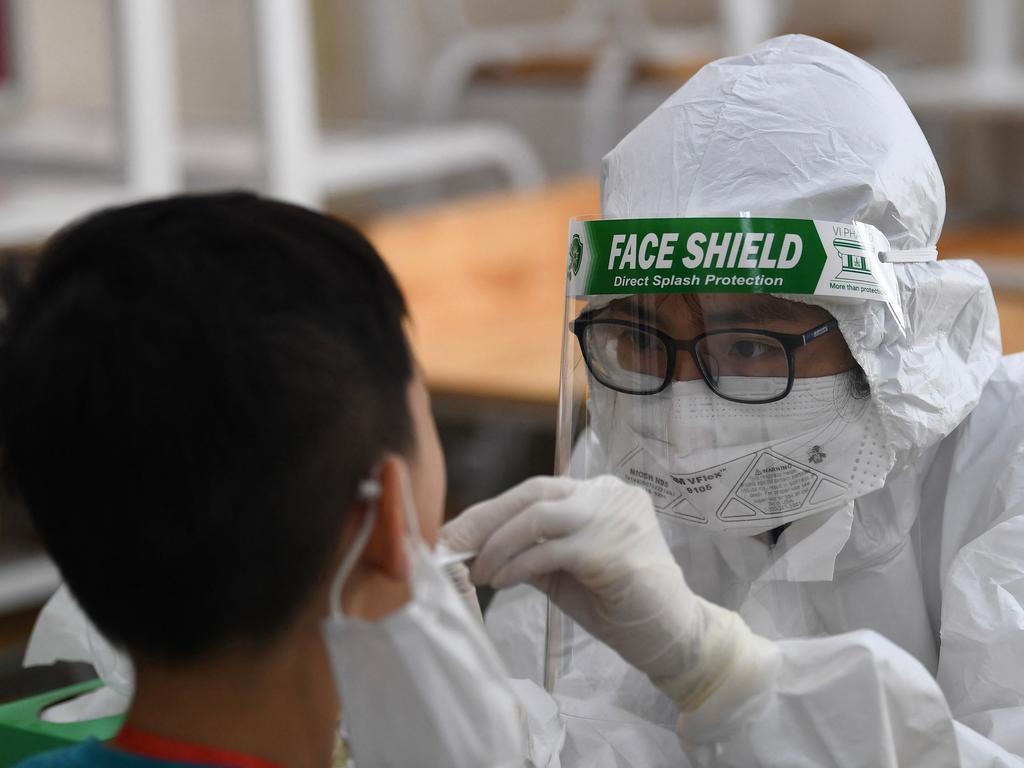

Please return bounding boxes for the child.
[0,194,523,767]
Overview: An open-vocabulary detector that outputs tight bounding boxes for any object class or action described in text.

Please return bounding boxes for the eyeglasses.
[571,314,841,403]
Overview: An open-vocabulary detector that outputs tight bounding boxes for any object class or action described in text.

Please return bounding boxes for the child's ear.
[361,457,409,583]
[337,457,413,620]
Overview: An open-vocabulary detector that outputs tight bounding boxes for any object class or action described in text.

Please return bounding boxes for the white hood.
[600,34,1001,463]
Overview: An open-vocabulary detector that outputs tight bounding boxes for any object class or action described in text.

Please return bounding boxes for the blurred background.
[1,0,1023,702]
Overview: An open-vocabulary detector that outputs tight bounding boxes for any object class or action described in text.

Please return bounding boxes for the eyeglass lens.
[582,322,791,401]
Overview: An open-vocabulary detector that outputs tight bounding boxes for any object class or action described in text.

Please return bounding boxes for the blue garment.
[14,740,201,768]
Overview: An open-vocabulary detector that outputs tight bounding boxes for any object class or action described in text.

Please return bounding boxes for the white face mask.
[589,373,894,535]
[322,465,525,768]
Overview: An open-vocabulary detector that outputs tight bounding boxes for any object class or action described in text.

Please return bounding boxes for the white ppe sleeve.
[679,629,964,767]
[937,514,1024,766]
[680,517,1024,767]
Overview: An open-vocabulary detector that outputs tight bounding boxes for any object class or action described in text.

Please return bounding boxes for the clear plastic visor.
[556,214,896,529]
[545,290,884,705]
[557,292,874,525]
[543,216,896,709]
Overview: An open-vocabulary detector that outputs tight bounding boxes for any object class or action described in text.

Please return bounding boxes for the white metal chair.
[0,0,180,247]
[0,0,544,242]
[251,0,544,209]
[885,0,1024,216]
[416,0,778,168]
[419,0,613,124]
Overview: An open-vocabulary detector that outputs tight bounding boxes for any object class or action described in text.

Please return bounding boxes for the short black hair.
[0,193,414,661]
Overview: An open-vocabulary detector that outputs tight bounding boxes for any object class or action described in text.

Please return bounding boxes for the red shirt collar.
[113,726,283,768]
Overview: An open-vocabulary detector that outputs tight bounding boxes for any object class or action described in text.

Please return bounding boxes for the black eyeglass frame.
[571,314,841,403]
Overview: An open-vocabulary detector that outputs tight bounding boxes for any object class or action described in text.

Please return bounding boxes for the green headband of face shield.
[554,216,934,530]
[565,216,930,331]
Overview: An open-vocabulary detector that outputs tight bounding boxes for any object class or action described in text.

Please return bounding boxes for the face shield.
[545,215,909,700]
[558,214,908,526]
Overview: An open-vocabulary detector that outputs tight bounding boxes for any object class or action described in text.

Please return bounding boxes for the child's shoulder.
[14,742,100,768]
[14,740,188,768]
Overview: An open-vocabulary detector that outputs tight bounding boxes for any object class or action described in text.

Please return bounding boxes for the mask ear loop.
[395,462,422,543]
[328,477,382,621]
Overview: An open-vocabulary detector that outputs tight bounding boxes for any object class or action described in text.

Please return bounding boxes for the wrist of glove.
[441,475,776,713]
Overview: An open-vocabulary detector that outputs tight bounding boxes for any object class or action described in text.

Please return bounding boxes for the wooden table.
[365,178,1024,405]
[365,177,599,405]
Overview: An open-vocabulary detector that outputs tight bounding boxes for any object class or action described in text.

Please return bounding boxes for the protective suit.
[482,35,1024,766]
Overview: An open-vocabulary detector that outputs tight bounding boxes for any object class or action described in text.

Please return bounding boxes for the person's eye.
[626,328,658,352]
[729,338,776,359]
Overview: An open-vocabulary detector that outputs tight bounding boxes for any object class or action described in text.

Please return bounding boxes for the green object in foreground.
[0,680,123,767]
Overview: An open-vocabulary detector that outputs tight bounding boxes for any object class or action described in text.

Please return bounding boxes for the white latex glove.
[442,475,777,713]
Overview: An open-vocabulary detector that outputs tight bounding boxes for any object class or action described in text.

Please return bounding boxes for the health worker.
[444,35,1024,767]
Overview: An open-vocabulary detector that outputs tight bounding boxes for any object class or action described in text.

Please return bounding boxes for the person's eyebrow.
[604,298,658,325]
[701,298,808,327]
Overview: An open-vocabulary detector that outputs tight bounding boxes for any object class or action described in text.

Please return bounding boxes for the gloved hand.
[442,475,777,713]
